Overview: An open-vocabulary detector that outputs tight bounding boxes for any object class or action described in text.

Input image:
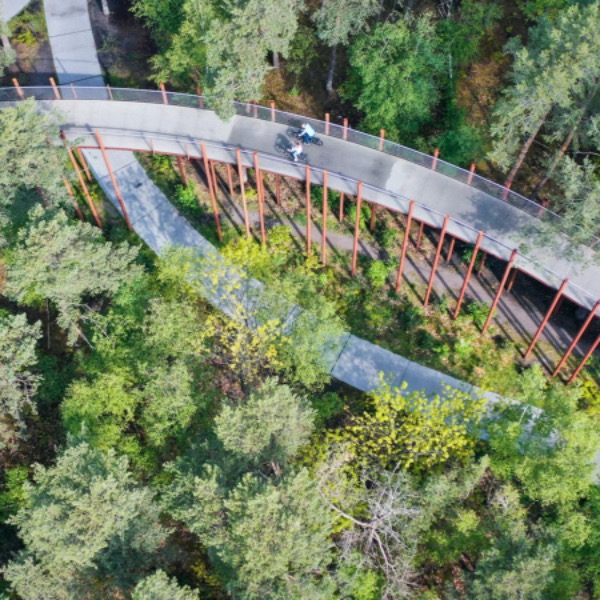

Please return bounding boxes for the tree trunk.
[532,83,598,199]
[272,51,280,68]
[326,45,337,94]
[100,0,110,16]
[504,111,550,190]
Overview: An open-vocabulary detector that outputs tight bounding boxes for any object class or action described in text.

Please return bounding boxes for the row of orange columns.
[47,66,594,385]
[63,135,598,383]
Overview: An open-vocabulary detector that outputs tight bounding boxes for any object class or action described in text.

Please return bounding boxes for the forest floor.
[1,1,54,87]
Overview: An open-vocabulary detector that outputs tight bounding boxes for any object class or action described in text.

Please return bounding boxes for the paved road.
[2,0,29,21]
[20,97,598,315]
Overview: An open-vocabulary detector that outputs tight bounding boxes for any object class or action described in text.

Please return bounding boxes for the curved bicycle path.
[2,94,596,319]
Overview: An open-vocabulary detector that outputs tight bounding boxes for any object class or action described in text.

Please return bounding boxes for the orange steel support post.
[395,201,415,293]
[506,268,519,291]
[235,148,251,237]
[432,148,440,170]
[253,153,266,245]
[424,216,450,306]
[94,130,132,231]
[537,199,549,217]
[196,86,204,108]
[176,156,188,185]
[446,236,456,262]
[339,193,345,221]
[200,142,222,242]
[482,249,518,333]
[49,77,61,100]
[66,146,102,228]
[378,129,385,151]
[525,278,569,359]
[568,333,600,384]
[467,163,476,184]
[12,78,24,99]
[270,100,276,122]
[343,118,349,141]
[106,84,113,100]
[351,182,363,276]
[159,82,168,104]
[325,113,330,135]
[370,203,377,231]
[210,161,219,198]
[76,147,92,181]
[553,299,600,377]
[305,165,312,255]
[321,170,328,265]
[226,163,234,198]
[275,174,281,206]
[416,221,425,250]
[63,178,84,221]
[453,231,484,319]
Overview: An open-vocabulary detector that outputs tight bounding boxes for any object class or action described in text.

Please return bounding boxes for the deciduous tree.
[332,380,485,474]
[343,14,445,141]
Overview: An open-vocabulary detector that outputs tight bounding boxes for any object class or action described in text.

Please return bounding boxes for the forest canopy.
[0,0,599,598]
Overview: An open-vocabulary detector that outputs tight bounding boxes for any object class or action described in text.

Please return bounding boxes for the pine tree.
[313,0,379,92]
[3,442,171,598]
[5,207,142,345]
[0,313,41,451]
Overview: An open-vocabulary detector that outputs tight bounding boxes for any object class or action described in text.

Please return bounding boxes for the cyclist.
[289,140,304,162]
[299,122,316,143]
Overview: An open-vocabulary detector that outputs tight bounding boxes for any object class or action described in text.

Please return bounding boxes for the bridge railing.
[2,84,596,250]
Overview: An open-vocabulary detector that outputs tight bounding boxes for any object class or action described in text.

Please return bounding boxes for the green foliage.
[204,0,303,116]
[313,0,379,47]
[215,378,315,469]
[3,442,171,598]
[0,101,68,242]
[549,157,600,247]
[0,466,28,522]
[176,183,202,214]
[430,99,487,166]
[130,0,186,46]
[436,0,502,70]
[0,20,16,73]
[165,465,336,598]
[487,366,598,508]
[8,9,47,46]
[332,379,485,474]
[343,14,445,141]
[489,3,600,170]
[366,260,389,288]
[5,207,141,345]
[133,570,200,600]
[0,312,41,451]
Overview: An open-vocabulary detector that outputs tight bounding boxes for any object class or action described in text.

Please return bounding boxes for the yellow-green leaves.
[334,379,485,474]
